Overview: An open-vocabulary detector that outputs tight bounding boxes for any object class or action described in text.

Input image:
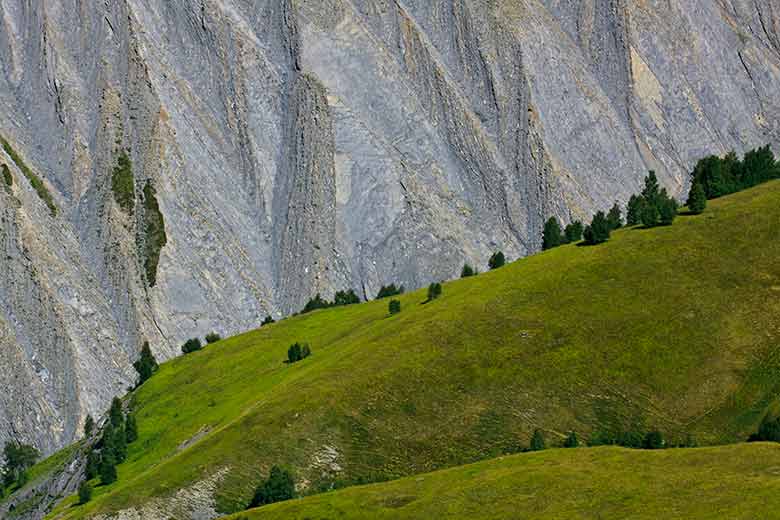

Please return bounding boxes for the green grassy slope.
[229,443,780,520]
[49,181,780,518]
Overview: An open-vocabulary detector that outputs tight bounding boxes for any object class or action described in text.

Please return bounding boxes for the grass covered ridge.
[230,443,780,519]
[47,181,780,518]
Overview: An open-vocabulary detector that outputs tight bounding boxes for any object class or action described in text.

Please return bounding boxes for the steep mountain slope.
[1,0,780,457]
[230,443,780,519]
[7,181,777,519]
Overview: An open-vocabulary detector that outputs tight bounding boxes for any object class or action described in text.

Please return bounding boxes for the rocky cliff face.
[0,0,778,455]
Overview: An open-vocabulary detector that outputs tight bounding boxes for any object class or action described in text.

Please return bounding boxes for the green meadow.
[43,180,780,518]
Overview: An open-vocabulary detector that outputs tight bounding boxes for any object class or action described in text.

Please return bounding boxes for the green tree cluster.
[1,441,39,489]
[692,145,779,199]
[583,211,611,245]
[623,171,679,228]
[205,332,222,344]
[530,429,546,451]
[302,289,362,314]
[248,466,296,508]
[181,338,203,354]
[749,415,780,442]
[287,342,312,364]
[376,284,404,299]
[543,218,586,250]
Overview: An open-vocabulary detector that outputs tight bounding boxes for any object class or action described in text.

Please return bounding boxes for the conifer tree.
[78,480,93,504]
[607,202,623,230]
[461,264,476,278]
[542,217,562,250]
[564,431,579,448]
[249,466,296,508]
[488,252,506,270]
[626,195,643,226]
[564,221,583,243]
[99,454,117,485]
[133,342,158,385]
[84,415,95,437]
[125,414,138,444]
[686,180,707,214]
[389,299,401,315]
[530,429,546,451]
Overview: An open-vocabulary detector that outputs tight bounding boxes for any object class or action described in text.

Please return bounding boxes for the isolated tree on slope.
[686,180,707,214]
[542,217,562,250]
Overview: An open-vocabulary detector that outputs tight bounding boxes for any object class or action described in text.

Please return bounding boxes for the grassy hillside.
[47,181,780,518]
[229,443,780,519]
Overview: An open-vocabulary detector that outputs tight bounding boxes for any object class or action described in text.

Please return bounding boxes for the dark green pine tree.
[564,221,583,243]
[564,431,579,448]
[84,415,95,437]
[287,343,303,363]
[99,454,117,485]
[643,430,665,450]
[606,202,623,230]
[640,198,659,227]
[461,264,476,278]
[388,299,401,315]
[85,450,100,480]
[78,480,93,504]
[641,170,660,205]
[584,211,611,245]
[261,315,275,326]
[488,251,506,270]
[686,180,707,214]
[658,190,678,226]
[542,217,562,250]
[109,397,123,428]
[626,194,644,226]
[427,282,442,301]
[133,342,159,386]
[125,414,138,444]
[530,429,546,451]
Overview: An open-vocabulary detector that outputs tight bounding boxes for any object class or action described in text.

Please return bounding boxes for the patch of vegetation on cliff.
[110,151,135,215]
[2,163,12,192]
[0,135,57,216]
[137,180,167,287]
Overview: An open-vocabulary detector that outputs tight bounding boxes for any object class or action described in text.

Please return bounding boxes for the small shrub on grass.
[205,332,222,344]
[287,343,311,364]
[248,466,296,508]
[488,251,506,270]
[181,338,203,354]
[389,299,401,315]
[261,315,275,326]
[427,282,442,301]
